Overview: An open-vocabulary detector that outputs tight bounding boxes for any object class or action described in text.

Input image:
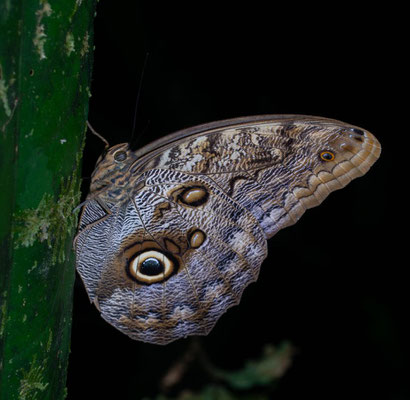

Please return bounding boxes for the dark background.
[68,2,403,399]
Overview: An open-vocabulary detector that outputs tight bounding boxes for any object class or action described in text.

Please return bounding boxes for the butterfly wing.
[75,115,381,344]
[133,115,381,239]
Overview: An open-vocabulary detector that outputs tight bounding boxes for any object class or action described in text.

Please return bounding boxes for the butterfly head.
[90,143,139,194]
[94,142,133,164]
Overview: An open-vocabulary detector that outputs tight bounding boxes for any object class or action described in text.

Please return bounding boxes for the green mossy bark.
[0,0,96,398]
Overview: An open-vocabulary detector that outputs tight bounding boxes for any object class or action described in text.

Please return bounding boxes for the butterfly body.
[75,115,381,344]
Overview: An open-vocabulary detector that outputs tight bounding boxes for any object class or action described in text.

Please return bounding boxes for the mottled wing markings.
[143,184,260,299]
[144,180,261,244]
[143,172,262,273]
[171,129,319,236]
[76,200,122,303]
[167,194,258,289]
[128,196,147,321]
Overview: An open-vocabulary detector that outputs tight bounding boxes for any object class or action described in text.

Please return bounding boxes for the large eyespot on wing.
[127,249,178,284]
[86,170,268,345]
[135,116,381,239]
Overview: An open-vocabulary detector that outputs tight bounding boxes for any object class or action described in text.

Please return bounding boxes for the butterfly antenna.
[130,52,149,146]
[86,120,110,149]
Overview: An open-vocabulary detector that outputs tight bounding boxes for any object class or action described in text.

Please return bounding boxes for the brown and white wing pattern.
[75,115,381,344]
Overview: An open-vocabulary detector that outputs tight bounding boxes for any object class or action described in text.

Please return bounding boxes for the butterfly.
[74,115,381,345]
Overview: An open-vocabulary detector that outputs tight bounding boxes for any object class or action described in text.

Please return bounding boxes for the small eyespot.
[114,150,127,162]
[189,229,206,249]
[348,128,365,142]
[350,127,364,136]
[178,186,209,207]
[320,151,335,162]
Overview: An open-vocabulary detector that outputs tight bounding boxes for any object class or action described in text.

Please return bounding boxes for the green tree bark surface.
[0,0,96,398]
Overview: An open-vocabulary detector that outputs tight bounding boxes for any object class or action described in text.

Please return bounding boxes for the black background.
[68,2,403,399]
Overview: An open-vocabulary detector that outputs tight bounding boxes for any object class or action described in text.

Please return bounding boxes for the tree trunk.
[0,0,96,398]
